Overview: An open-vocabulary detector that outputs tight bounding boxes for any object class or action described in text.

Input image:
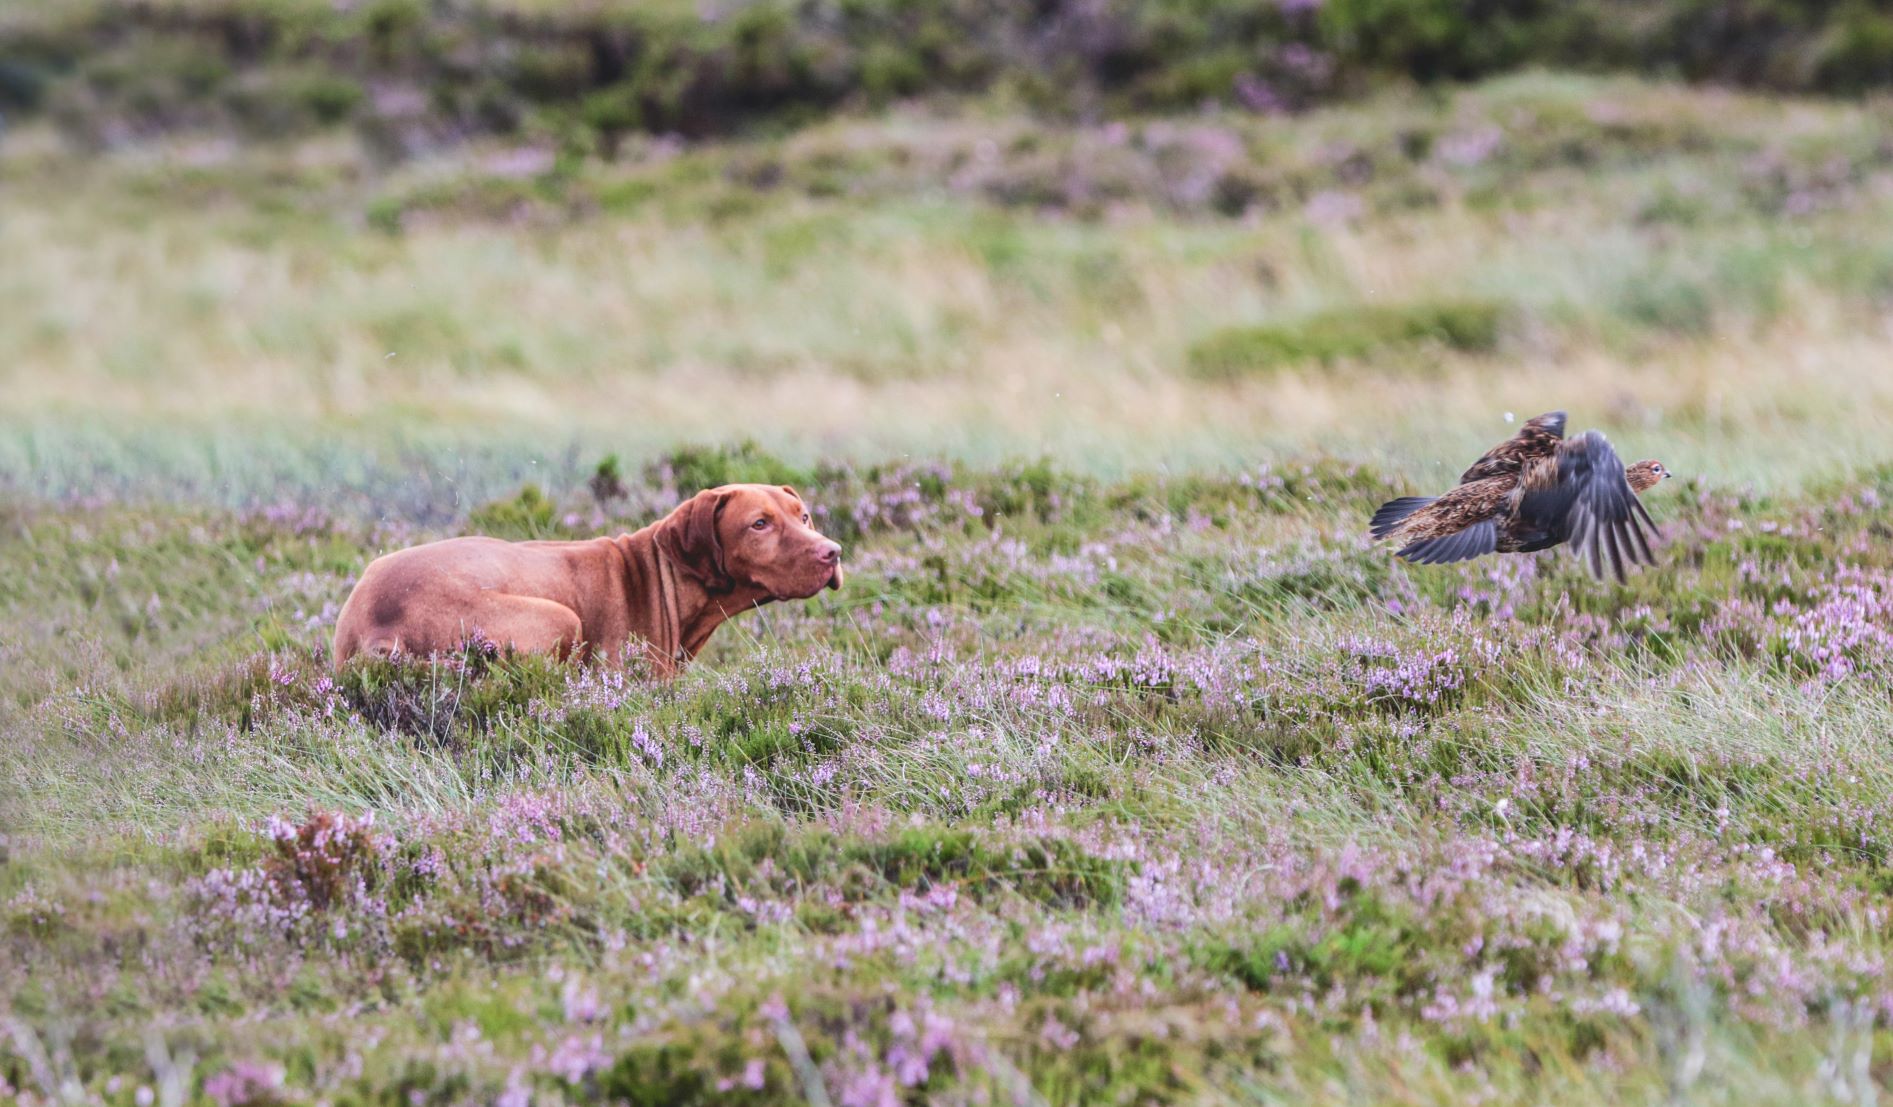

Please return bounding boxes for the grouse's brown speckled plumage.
[1370,411,1671,581]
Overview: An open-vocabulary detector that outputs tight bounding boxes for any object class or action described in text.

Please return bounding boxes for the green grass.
[9,457,1893,1103]
[1186,298,1507,379]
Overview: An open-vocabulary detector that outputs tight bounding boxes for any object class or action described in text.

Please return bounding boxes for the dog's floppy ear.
[659,488,734,592]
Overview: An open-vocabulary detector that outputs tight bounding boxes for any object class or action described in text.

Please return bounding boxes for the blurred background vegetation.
[5,0,1893,510]
[9,0,1893,140]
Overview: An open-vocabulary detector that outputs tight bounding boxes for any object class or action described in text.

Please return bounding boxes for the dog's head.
[658,484,843,599]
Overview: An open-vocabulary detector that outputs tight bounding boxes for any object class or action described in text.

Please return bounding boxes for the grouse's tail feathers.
[1397,520,1498,566]
[1370,496,1438,539]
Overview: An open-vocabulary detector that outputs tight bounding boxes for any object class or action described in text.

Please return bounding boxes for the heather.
[8,448,1893,1103]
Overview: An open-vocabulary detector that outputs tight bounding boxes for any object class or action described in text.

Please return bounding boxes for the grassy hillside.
[9,51,1893,1106]
[8,75,1893,497]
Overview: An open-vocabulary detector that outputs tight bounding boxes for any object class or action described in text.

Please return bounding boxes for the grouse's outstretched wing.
[1518,430,1657,582]
[1387,478,1512,565]
[1457,410,1567,484]
[1397,520,1497,566]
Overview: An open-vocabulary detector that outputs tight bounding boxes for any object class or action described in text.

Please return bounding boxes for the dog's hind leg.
[451,595,586,660]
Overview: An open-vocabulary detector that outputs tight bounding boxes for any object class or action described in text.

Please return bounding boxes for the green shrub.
[596,1042,717,1106]
[509,41,594,101]
[661,820,1129,909]
[363,174,553,233]
[296,72,365,125]
[0,57,52,110]
[1614,269,1715,336]
[144,651,309,731]
[336,646,583,744]
[843,827,1128,907]
[580,85,644,160]
[13,0,1893,148]
[646,440,811,494]
[1817,5,1893,93]
[587,454,627,506]
[859,40,928,103]
[1186,298,1506,379]
[466,483,560,539]
[225,67,364,133]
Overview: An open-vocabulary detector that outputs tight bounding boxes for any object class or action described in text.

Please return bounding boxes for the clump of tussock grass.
[1185,298,1508,379]
[463,482,561,540]
[648,439,813,498]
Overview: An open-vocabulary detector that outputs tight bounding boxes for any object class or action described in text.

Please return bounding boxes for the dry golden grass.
[6,76,1893,488]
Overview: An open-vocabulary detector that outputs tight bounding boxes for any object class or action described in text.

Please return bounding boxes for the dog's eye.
[801,513,810,524]
[751,518,770,530]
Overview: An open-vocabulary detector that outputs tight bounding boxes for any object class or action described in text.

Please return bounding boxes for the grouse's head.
[1625,460,1670,493]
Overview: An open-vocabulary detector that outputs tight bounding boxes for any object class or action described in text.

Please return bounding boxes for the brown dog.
[332,484,842,676]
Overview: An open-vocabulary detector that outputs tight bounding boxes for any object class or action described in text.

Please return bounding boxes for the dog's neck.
[663,560,773,661]
[623,530,772,671]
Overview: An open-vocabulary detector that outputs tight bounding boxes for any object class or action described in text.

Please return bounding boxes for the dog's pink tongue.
[828,564,845,590]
